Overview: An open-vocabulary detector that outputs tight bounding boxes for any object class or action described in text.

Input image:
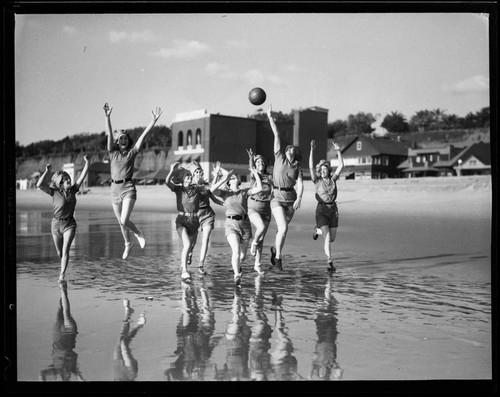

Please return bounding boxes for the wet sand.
[11,176,493,389]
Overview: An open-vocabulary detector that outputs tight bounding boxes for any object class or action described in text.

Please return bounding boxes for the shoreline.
[14,175,492,213]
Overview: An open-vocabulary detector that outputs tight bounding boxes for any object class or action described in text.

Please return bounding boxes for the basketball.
[248,87,266,106]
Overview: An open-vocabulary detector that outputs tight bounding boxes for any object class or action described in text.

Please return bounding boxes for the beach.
[11,175,493,387]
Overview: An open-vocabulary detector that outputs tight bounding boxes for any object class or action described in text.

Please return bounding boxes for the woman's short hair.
[50,171,70,189]
[114,130,134,150]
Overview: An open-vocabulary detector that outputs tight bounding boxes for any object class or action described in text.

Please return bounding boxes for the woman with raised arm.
[210,161,263,285]
[165,162,208,283]
[246,149,273,275]
[309,139,344,272]
[36,155,90,282]
[189,161,223,276]
[104,103,162,260]
[266,104,304,271]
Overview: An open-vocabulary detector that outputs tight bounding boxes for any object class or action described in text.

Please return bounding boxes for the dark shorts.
[111,180,137,205]
[315,202,339,229]
[248,199,272,223]
[176,215,200,236]
[198,207,215,230]
[51,217,77,237]
[225,218,252,241]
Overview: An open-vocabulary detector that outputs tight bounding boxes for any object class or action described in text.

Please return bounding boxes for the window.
[356,141,362,151]
[187,130,193,146]
[382,156,389,166]
[178,131,183,148]
[373,157,380,165]
[416,155,421,163]
[429,154,434,162]
[195,129,201,146]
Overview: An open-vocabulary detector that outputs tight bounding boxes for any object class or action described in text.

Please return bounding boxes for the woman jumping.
[103,102,162,260]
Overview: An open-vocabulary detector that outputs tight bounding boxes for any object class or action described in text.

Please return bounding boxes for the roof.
[401,165,439,173]
[452,142,491,166]
[337,135,409,156]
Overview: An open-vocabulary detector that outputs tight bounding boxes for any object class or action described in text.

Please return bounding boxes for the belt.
[273,186,294,192]
[250,196,270,202]
[112,177,132,184]
[319,201,336,206]
[54,215,74,222]
[179,212,198,217]
[227,214,248,221]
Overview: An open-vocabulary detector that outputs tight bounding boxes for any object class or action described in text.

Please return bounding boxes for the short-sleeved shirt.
[46,185,80,219]
[249,173,273,202]
[169,184,204,213]
[109,145,139,181]
[313,174,339,204]
[217,188,251,216]
[272,150,303,203]
[197,182,212,210]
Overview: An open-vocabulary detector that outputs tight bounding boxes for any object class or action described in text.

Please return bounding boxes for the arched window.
[195,129,201,146]
[178,131,183,148]
[187,130,193,147]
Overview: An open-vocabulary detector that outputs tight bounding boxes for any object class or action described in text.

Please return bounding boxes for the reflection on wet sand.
[215,287,252,381]
[39,282,85,382]
[164,281,217,381]
[310,275,343,380]
[269,291,302,380]
[113,299,146,381]
[248,275,273,381]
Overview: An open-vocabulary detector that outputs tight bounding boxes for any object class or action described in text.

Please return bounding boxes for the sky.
[14,12,491,146]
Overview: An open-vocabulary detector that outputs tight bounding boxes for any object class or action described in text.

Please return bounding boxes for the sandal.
[181,272,192,283]
[270,246,276,266]
[198,266,207,276]
[254,264,264,275]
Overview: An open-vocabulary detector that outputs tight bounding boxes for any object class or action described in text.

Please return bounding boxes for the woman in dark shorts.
[189,161,223,275]
[166,162,210,282]
[104,103,162,260]
[210,162,263,285]
[246,149,273,275]
[36,155,90,282]
[309,139,344,272]
[266,104,304,271]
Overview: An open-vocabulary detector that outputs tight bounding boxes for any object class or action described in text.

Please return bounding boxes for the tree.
[346,112,375,135]
[382,111,409,133]
[328,120,347,138]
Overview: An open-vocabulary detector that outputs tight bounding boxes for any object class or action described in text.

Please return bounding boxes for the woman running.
[309,139,344,272]
[189,161,223,276]
[246,149,273,275]
[165,162,209,282]
[210,162,263,285]
[36,155,90,282]
[103,103,162,260]
[266,104,304,271]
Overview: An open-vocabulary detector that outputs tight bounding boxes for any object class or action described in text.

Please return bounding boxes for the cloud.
[444,75,489,94]
[206,64,283,85]
[285,64,306,73]
[63,26,77,34]
[151,39,211,59]
[108,30,157,43]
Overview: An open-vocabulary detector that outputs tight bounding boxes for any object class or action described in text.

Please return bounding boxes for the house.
[442,142,491,176]
[397,142,490,177]
[165,107,329,181]
[329,135,409,179]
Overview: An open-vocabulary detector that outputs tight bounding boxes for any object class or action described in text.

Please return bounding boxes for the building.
[397,142,490,177]
[329,135,409,179]
[165,107,329,180]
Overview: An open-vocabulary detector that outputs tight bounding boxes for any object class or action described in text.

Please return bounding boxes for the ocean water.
[13,207,492,384]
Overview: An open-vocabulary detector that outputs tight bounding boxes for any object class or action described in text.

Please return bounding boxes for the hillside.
[15,128,489,181]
